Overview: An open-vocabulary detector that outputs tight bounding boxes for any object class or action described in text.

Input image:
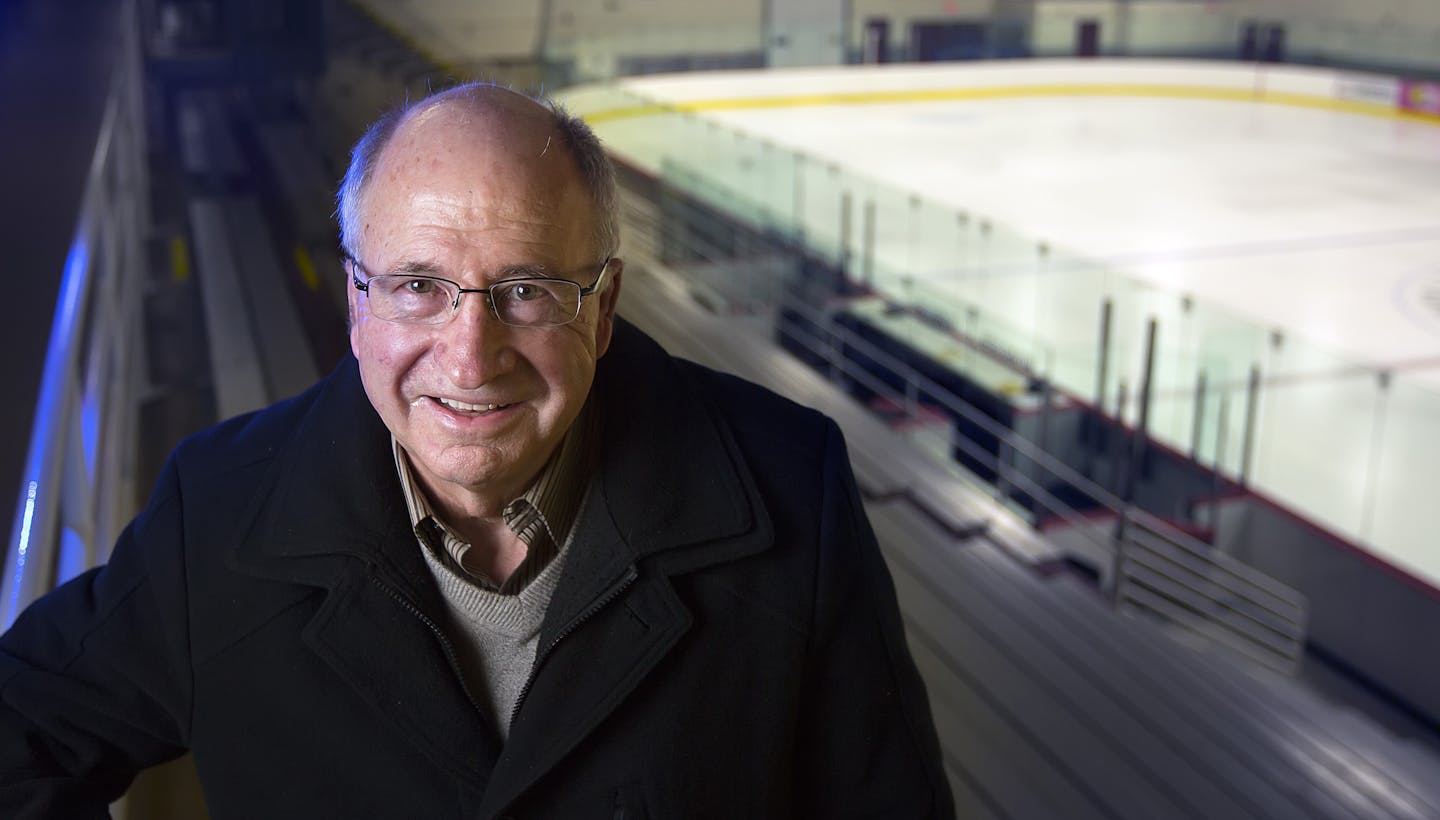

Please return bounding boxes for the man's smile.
[436,396,515,415]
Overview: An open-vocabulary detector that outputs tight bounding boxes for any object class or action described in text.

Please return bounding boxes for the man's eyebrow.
[494,263,554,279]
[390,260,444,276]
[383,261,563,280]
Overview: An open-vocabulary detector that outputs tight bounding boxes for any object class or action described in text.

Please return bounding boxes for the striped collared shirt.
[392,403,597,595]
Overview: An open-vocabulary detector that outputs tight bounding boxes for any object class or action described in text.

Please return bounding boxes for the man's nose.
[439,293,513,388]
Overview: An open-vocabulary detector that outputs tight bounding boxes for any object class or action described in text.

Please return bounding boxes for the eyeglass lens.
[367,276,582,326]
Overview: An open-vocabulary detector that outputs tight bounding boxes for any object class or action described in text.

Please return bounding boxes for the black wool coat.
[0,320,953,818]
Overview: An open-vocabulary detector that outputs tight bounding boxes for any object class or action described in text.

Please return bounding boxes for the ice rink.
[563,61,1440,586]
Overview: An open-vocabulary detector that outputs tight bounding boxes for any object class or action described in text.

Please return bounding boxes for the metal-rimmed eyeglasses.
[348,258,613,328]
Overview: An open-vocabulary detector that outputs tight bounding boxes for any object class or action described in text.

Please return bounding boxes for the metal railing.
[777,293,1309,672]
[1,0,147,630]
[1117,512,1308,673]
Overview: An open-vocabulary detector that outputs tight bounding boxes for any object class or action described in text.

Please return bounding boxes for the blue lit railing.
[1,0,146,630]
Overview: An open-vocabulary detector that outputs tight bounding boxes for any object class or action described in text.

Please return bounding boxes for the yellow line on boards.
[584,104,682,124]
[294,246,321,292]
[582,82,1411,124]
[169,236,190,282]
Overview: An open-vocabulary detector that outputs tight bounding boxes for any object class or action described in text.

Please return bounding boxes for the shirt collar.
[391,400,598,593]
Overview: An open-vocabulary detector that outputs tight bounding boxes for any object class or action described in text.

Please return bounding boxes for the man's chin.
[412,442,535,500]
[418,448,505,484]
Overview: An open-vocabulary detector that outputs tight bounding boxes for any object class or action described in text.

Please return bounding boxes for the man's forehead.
[365,101,578,214]
[392,90,558,156]
[356,92,596,263]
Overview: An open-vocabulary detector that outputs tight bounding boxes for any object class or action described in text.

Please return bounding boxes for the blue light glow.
[5,481,38,626]
[5,230,92,628]
[15,481,36,568]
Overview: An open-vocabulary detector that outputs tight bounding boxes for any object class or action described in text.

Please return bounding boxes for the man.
[0,83,952,817]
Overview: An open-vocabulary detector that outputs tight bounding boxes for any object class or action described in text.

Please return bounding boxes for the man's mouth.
[435,397,513,416]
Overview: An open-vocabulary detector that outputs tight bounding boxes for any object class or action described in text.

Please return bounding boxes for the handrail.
[784,295,1126,509]
[1130,511,1305,610]
[2,0,145,630]
[769,296,1120,553]
[796,294,1308,669]
[1117,512,1308,672]
[777,294,1308,671]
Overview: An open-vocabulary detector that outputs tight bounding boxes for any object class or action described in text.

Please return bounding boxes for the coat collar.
[590,318,774,567]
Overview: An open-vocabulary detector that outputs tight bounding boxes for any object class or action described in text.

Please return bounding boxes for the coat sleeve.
[0,458,193,818]
[795,420,955,818]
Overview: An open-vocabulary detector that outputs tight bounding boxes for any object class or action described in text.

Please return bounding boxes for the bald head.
[337,83,618,264]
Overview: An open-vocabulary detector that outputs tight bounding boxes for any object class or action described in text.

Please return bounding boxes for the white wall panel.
[1128,1,1235,54]
[766,0,847,67]
[848,0,997,56]
[1032,0,1118,56]
[1232,0,1440,69]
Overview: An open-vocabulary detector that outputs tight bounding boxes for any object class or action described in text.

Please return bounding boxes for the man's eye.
[403,279,438,294]
[510,282,546,301]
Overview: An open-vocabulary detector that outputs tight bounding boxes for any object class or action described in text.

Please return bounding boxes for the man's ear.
[594,258,624,358]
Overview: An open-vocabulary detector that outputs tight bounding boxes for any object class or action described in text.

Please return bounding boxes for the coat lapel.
[477,495,691,818]
[229,356,502,788]
[304,566,503,788]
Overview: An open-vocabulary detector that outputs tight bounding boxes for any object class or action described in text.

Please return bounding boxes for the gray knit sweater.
[420,534,574,739]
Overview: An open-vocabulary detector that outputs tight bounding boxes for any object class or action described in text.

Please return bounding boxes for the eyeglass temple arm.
[582,258,615,296]
[346,256,369,292]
